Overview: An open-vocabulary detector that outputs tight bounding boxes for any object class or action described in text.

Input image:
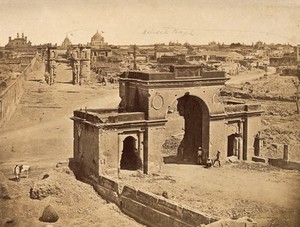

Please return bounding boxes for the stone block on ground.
[226,156,239,163]
[0,183,11,199]
[205,216,257,227]
[39,205,59,223]
[252,156,268,163]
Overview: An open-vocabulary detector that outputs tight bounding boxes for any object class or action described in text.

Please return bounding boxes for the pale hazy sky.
[0,0,299,46]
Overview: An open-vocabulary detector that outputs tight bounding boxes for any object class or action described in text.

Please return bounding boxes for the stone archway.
[176,95,210,164]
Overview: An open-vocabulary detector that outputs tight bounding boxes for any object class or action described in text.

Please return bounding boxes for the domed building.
[88,30,111,64]
[90,30,107,47]
[61,35,72,49]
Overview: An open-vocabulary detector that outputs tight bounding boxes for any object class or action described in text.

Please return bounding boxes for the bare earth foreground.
[1,62,300,227]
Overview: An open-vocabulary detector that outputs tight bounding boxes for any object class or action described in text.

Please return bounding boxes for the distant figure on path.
[213,150,221,167]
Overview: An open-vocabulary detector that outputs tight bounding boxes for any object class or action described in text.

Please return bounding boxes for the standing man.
[213,150,221,167]
[197,147,202,165]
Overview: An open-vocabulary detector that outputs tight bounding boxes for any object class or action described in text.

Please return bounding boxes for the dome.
[63,36,71,43]
[62,35,72,47]
[91,30,103,41]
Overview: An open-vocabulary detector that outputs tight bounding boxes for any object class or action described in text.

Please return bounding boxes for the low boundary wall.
[0,54,37,127]
[252,156,300,171]
[70,159,257,227]
[268,158,300,171]
[85,174,218,227]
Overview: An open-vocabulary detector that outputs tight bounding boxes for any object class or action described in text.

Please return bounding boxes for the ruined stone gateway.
[71,65,263,176]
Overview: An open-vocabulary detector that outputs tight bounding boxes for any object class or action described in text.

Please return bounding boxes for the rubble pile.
[30,167,97,205]
[221,74,297,101]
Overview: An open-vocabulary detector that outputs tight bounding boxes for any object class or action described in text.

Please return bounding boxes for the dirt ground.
[0,60,142,227]
[0,62,299,227]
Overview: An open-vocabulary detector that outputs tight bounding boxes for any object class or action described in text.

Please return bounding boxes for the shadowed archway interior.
[177,95,209,163]
[120,136,142,170]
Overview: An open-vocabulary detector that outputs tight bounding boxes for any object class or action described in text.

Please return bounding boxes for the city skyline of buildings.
[0,0,299,46]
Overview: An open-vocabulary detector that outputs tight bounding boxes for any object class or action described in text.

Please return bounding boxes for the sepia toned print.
[0,0,300,226]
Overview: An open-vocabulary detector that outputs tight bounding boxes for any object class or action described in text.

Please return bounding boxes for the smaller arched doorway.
[120,136,142,170]
[227,133,242,158]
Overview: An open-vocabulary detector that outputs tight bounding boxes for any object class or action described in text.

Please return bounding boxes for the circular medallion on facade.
[152,93,164,110]
[212,93,222,103]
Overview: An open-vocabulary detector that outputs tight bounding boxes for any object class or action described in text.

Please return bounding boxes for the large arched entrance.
[120,136,142,170]
[171,94,210,164]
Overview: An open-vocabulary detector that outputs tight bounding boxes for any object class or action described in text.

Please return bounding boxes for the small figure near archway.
[120,136,142,170]
[213,150,221,167]
[197,147,203,165]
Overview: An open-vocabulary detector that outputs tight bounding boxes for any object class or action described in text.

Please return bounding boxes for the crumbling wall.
[0,54,37,127]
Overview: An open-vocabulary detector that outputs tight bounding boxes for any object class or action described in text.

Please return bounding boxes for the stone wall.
[209,119,226,159]
[75,172,257,227]
[99,129,118,172]
[74,121,100,176]
[83,174,219,227]
[146,126,165,173]
[267,158,300,171]
[0,54,37,127]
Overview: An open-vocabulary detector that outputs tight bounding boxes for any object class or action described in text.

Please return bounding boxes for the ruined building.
[69,45,91,85]
[44,44,91,85]
[5,33,32,50]
[44,46,57,85]
[72,65,263,176]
